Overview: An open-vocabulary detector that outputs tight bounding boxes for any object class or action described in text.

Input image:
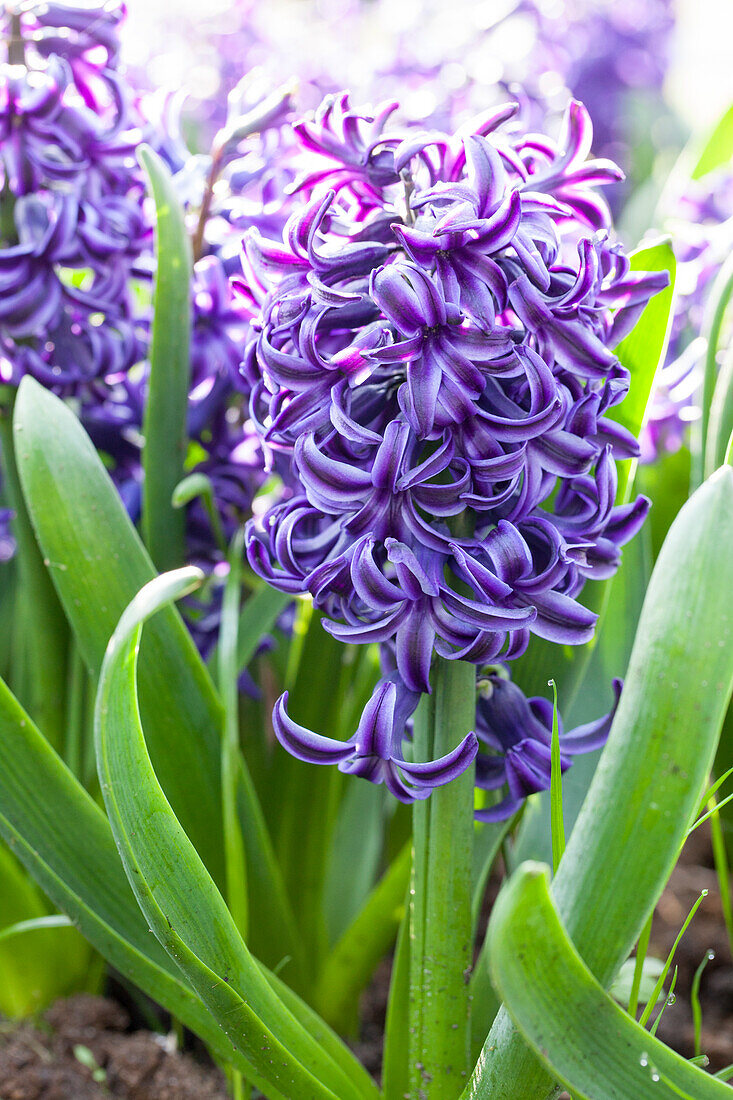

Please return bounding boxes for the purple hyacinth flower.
[241,91,666,802]
[474,670,622,821]
[273,672,478,802]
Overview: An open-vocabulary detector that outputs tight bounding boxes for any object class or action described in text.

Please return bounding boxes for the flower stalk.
[409,656,476,1099]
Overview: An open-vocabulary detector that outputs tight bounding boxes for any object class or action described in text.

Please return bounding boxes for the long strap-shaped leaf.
[0,667,375,1099]
[13,376,303,973]
[14,376,224,883]
[138,145,191,573]
[476,862,731,1100]
[0,398,68,751]
[95,569,376,1100]
[468,465,733,1098]
[315,839,411,1030]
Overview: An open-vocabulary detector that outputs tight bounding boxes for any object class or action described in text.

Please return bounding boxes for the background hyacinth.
[243,93,668,812]
[0,0,147,396]
[0,3,295,654]
[643,161,733,462]
[124,0,674,183]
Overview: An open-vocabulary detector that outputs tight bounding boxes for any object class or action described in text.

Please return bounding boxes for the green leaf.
[0,914,73,942]
[218,530,249,938]
[691,102,733,180]
[275,608,348,977]
[699,253,733,479]
[706,344,733,478]
[234,585,291,674]
[0,665,375,1097]
[548,679,564,873]
[514,524,652,868]
[613,238,677,504]
[0,844,92,1016]
[323,780,385,948]
[316,840,410,1033]
[95,569,375,1100]
[471,863,732,1100]
[13,376,226,886]
[0,670,251,1055]
[470,465,733,1099]
[382,899,411,1100]
[14,382,302,978]
[138,144,192,572]
[0,397,68,750]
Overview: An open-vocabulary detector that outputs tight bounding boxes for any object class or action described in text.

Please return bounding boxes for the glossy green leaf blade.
[0,667,375,1097]
[0,399,68,750]
[138,144,192,572]
[474,863,731,1100]
[316,839,410,1032]
[700,253,733,470]
[0,672,263,1065]
[95,570,373,1100]
[14,379,301,973]
[235,585,291,672]
[382,897,411,1100]
[470,465,733,1099]
[613,239,677,500]
[0,843,91,1016]
[514,525,652,868]
[275,609,348,976]
[323,781,385,949]
[13,376,226,885]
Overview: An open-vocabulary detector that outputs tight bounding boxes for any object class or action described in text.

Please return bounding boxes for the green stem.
[709,794,733,955]
[218,529,249,938]
[698,252,733,485]
[628,911,653,1019]
[409,657,475,1100]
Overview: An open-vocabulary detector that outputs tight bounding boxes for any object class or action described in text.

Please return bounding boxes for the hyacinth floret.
[474,668,622,821]
[242,91,668,808]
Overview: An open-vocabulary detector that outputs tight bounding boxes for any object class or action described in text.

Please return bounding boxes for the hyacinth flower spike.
[273,672,478,802]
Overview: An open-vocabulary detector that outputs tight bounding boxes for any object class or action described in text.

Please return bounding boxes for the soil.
[649,824,733,1075]
[1,824,731,1098]
[0,995,228,1099]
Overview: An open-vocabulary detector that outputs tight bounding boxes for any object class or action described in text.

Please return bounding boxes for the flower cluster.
[0,5,291,657]
[243,93,667,807]
[0,1,147,395]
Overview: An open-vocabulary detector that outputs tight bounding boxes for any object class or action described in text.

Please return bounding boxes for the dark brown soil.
[0,994,228,1099]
